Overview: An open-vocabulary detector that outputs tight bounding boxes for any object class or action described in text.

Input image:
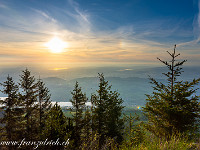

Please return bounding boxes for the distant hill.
[42,76,157,105]
[42,77,72,102]
[40,74,200,106]
[0,66,200,106]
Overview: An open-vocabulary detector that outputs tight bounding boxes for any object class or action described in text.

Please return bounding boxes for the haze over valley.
[1,65,199,106]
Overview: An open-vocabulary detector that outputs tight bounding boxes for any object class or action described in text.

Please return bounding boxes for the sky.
[0,0,200,69]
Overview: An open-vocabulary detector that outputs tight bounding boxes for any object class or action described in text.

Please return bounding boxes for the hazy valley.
[0,66,200,106]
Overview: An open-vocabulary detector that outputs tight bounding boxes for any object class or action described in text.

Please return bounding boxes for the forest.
[0,46,199,150]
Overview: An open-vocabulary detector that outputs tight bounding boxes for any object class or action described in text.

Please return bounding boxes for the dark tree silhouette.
[92,73,124,147]
[70,81,87,149]
[143,45,200,139]
[18,69,39,142]
[37,78,52,139]
[0,75,20,150]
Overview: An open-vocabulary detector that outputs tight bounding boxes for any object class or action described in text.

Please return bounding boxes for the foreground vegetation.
[0,46,199,149]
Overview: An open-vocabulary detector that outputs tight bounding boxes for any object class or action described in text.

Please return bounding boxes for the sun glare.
[50,68,68,71]
[45,37,68,53]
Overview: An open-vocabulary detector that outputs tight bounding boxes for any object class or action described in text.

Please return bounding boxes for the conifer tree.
[106,90,124,143]
[70,81,87,148]
[92,73,124,146]
[90,94,95,136]
[82,106,92,142]
[92,74,110,147]
[42,103,69,150]
[18,69,39,141]
[123,114,144,147]
[0,75,20,149]
[37,78,51,138]
[143,45,200,138]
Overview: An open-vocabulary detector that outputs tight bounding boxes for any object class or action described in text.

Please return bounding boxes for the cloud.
[61,0,91,33]
[197,0,200,40]
[0,0,199,67]
[0,2,8,9]
[0,4,62,43]
[32,9,57,23]
[177,0,200,47]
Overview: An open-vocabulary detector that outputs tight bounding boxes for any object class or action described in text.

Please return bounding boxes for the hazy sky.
[0,0,200,69]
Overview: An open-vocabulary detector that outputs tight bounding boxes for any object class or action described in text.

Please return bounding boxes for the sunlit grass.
[121,133,199,150]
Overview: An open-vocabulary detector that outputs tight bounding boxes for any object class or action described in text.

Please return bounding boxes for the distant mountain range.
[42,76,153,106]
[0,66,200,106]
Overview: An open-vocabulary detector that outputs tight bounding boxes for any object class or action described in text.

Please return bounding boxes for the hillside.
[0,66,200,106]
[42,76,159,105]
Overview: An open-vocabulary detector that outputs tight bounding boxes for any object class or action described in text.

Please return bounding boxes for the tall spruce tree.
[143,45,200,138]
[42,103,69,150]
[92,74,110,147]
[82,106,92,141]
[92,73,124,146]
[0,75,20,149]
[37,78,51,139]
[18,69,39,142]
[106,90,124,143]
[70,81,87,148]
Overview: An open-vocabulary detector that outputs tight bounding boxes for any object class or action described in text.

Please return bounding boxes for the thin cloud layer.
[0,0,199,68]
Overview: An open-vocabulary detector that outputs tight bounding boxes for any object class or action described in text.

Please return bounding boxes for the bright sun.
[45,37,68,53]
